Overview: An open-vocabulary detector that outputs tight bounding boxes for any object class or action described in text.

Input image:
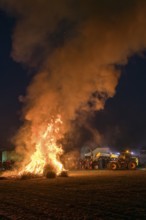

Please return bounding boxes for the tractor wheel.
[128,161,137,170]
[109,162,118,170]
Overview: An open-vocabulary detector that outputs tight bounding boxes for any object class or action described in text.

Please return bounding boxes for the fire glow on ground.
[0,170,146,219]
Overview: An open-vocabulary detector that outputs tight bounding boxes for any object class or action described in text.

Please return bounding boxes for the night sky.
[0,11,29,148]
[0,2,146,151]
[93,55,146,149]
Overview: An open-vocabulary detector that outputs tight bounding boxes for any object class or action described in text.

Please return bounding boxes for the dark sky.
[0,11,29,148]
[92,55,146,149]
[0,8,146,150]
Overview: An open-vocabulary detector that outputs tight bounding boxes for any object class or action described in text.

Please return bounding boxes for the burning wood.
[0,115,67,179]
[18,115,64,177]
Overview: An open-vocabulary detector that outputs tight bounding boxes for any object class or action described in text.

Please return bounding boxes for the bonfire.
[19,115,65,178]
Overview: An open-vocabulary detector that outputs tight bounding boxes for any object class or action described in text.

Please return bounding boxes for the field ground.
[0,170,146,219]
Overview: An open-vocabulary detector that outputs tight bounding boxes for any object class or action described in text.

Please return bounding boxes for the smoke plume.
[1,0,146,160]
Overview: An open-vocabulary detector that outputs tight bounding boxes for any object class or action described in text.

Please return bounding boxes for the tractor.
[107,151,138,170]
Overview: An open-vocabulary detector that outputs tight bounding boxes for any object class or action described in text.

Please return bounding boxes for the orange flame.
[19,115,64,176]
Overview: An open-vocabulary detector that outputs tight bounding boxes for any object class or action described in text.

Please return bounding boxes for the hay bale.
[59,171,68,177]
[46,171,56,178]
[43,164,57,178]
[20,172,39,180]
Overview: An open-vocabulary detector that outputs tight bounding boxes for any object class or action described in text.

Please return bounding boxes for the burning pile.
[19,115,64,177]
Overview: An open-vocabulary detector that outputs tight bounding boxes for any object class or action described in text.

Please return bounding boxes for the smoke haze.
[1,0,146,157]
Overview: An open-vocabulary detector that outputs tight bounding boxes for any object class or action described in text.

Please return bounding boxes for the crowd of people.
[77,156,111,170]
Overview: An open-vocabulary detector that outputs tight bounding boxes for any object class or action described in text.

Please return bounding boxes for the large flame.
[19,115,64,176]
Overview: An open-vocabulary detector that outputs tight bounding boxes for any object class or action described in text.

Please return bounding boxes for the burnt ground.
[0,170,146,220]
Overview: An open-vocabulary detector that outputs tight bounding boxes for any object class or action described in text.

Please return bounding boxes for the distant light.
[126,150,129,153]
[131,151,134,155]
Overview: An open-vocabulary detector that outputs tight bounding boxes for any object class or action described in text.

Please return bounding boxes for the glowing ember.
[19,115,64,176]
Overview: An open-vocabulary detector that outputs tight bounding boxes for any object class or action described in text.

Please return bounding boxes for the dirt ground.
[0,170,146,220]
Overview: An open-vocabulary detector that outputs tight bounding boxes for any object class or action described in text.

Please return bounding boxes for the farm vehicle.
[78,147,117,170]
[78,148,138,170]
[107,151,138,170]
